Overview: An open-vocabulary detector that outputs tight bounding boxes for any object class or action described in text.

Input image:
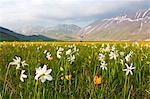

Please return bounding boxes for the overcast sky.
[0,0,149,29]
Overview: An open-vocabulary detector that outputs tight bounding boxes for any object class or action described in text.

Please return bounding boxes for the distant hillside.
[78,8,150,41]
[16,24,81,41]
[0,26,57,41]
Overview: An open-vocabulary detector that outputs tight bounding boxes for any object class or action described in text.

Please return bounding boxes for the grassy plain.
[0,42,150,99]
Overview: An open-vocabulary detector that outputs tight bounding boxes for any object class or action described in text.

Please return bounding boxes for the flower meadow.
[0,42,150,99]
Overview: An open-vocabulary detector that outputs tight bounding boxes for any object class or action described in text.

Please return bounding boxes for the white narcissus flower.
[57,47,64,59]
[68,45,73,48]
[43,50,48,54]
[120,52,124,56]
[98,53,105,61]
[20,70,27,82]
[9,56,28,69]
[66,49,72,55]
[67,55,75,64]
[109,51,118,60]
[100,44,110,52]
[35,65,53,83]
[125,55,130,62]
[35,67,42,74]
[123,63,135,76]
[46,52,53,60]
[57,53,61,59]
[125,51,133,62]
[21,61,28,67]
[9,56,21,69]
[111,45,116,51]
[100,61,107,70]
[73,46,79,52]
[58,47,64,52]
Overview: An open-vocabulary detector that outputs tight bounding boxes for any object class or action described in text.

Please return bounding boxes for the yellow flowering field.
[0,42,150,98]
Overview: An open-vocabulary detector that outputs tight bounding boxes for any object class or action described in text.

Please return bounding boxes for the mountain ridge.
[77,8,150,41]
[15,24,81,41]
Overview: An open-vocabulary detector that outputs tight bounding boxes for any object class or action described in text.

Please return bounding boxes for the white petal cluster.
[9,56,28,69]
[43,50,48,54]
[37,45,42,50]
[100,61,107,70]
[101,44,111,52]
[98,53,105,61]
[57,47,64,59]
[35,65,53,83]
[20,70,27,82]
[123,63,135,75]
[67,55,75,64]
[66,49,72,55]
[73,46,79,52]
[66,45,79,64]
[9,56,28,82]
[109,51,119,60]
[111,45,116,51]
[125,51,133,62]
[46,52,53,60]
[120,52,125,56]
[43,50,53,60]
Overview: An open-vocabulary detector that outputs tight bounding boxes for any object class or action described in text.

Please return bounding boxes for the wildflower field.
[0,42,150,99]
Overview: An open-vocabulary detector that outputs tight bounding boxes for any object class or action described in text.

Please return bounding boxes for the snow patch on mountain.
[78,8,150,41]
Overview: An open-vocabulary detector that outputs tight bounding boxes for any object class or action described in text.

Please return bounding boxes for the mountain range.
[78,8,150,41]
[0,8,150,41]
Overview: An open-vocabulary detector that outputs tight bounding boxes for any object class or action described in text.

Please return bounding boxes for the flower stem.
[34,80,38,99]
[42,85,45,99]
[123,76,128,99]
[2,64,10,97]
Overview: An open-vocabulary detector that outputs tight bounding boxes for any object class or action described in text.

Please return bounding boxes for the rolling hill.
[0,26,57,41]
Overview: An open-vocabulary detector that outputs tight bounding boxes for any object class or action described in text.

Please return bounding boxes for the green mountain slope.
[0,26,57,41]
